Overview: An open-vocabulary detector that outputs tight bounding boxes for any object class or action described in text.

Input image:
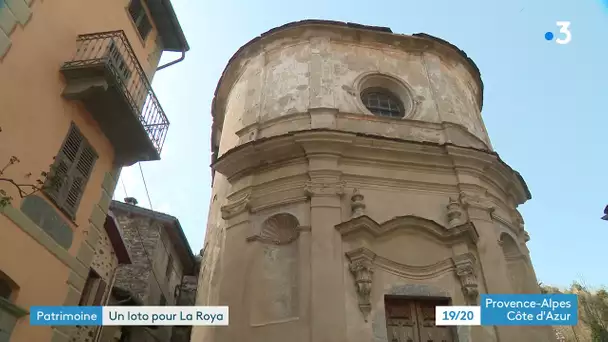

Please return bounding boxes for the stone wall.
[71,223,119,342]
[110,205,196,342]
[112,215,158,303]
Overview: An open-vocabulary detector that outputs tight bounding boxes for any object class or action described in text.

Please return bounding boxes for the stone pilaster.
[458,191,521,342]
[300,136,349,342]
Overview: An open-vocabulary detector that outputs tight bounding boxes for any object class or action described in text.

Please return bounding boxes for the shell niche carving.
[258,213,300,245]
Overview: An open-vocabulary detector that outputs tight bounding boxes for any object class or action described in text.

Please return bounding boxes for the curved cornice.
[212,129,531,204]
[346,247,467,280]
[335,214,479,244]
[210,20,485,161]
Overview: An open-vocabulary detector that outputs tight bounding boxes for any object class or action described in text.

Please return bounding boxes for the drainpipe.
[93,265,120,342]
[156,50,185,71]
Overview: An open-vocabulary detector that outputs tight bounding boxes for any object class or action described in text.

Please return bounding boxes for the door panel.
[385,297,454,342]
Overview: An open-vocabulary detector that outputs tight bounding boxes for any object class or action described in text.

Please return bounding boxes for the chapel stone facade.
[192,20,555,342]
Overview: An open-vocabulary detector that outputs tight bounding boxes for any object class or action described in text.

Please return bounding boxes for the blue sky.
[113,0,608,289]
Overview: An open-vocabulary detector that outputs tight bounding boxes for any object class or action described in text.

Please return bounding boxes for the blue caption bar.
[30,306,102,326]
[480,294,578,326]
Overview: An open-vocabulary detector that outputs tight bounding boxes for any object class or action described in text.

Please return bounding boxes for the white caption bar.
[102,306,229,326]
[435,306,481,326]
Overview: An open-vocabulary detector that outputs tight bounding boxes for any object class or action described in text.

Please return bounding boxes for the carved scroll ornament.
[453,254,479,304]
[305,180,346,197]
[346,248,375,322]
[459,191,495,213]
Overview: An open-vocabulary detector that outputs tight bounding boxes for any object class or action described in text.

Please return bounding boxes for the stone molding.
[346,248,375,322]
[220,193,251,220]
[345,247,481,320]
[452,253,479,304]
[350,247,461,280]
[304,180,346,198]
[213,130,529,207]
[335,215,479,244]
[459,191,495,213]
[235,110,490,155]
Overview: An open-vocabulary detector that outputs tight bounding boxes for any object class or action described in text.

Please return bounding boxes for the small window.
[128,0,152,40]
[0,279,13,300]
[45,123,98,219]
[80,270,106,306]
[361,88,404,118]
[165,254,173,280]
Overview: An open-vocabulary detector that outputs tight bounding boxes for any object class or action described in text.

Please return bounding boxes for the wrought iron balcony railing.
[61,31,169,159]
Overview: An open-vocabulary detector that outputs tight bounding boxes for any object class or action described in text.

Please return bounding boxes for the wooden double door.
[385,297,454,342]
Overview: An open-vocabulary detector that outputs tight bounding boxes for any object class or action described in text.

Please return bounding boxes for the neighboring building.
[69,212,133,342]
[0,0,188,341]
[193,20,555,342]
[104,199,197,342]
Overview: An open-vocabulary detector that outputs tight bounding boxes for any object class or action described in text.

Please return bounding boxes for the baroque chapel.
[193,20,555,342]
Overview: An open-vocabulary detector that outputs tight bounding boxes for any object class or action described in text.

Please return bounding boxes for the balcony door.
[385,296,454,342]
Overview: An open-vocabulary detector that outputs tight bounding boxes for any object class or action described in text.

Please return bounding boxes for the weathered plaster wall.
[214,26,490,161]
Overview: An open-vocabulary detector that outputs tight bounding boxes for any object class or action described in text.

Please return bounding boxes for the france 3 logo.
[545,22,572,45]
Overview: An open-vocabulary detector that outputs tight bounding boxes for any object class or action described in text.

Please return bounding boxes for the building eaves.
[145,0,189,52]
[104,211,132,264]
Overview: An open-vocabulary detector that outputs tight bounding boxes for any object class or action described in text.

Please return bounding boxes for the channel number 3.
[556,21,572,45]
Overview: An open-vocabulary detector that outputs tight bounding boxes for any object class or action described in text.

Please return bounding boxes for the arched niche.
[248,213,300,325]
[499,232,534,293]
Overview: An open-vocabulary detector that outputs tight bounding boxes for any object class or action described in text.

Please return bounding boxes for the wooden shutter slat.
[63,126,83,162]
[63,177,84,217]
[76,145,97,176]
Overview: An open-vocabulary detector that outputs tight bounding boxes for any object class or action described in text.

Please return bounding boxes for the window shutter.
[46,124,98,218]
[63,143,97,217]
[93,278,107,306]
[128,0,143,21]
[46,126,82,201]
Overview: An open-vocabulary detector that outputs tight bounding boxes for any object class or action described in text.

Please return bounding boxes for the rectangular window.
[165,254,173,281]
[80,270,107,306]
[128,0,152,41]
[45,123,98,219]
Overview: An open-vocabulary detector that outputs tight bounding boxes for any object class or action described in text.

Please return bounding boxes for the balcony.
[60,31,169,166]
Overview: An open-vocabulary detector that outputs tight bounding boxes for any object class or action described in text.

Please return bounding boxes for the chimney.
[124,197,138,206]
